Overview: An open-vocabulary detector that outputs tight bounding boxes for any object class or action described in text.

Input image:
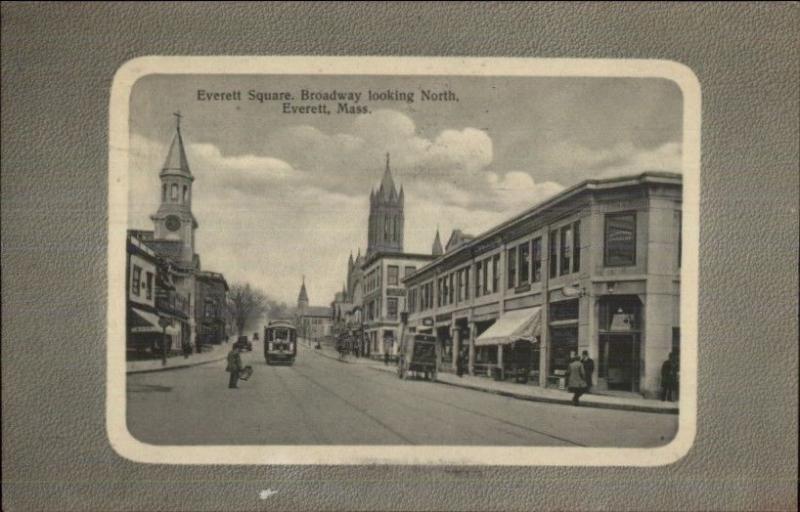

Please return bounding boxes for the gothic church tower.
[367,153,404,256]
[151,113,198,265]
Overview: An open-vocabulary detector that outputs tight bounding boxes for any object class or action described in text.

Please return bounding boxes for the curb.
[365,365,679,415]
[126,353,227,374]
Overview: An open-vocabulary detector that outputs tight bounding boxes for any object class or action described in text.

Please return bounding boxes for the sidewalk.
[126,345,227,374]
[306,341,678,414]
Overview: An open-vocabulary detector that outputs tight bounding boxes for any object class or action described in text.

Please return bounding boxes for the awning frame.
[474,306,541,347]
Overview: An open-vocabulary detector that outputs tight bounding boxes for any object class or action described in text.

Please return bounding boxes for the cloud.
[127,109,675,304]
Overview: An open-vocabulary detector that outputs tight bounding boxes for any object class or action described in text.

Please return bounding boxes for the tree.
[226,283,268,336]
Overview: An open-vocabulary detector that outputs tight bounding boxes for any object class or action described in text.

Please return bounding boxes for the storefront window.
[605,212,636,267]
[549,326,578,374]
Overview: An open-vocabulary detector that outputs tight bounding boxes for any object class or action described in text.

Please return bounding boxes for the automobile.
[234,335,253,351]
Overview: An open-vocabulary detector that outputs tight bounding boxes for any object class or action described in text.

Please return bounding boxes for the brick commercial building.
[403,172,682,398]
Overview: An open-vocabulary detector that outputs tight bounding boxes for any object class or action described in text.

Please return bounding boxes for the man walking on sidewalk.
[226,345,242,389]
[581,350,595,393]
[566,355,588,406]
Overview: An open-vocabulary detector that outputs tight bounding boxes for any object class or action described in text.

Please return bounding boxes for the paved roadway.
[127,342,678,446]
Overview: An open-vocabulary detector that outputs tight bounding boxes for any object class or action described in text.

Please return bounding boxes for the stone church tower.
[297,276,309,310]
[151,114,198,265]
[367,153,404,256]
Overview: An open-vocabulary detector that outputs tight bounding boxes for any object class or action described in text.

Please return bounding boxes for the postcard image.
[107,57,699,466]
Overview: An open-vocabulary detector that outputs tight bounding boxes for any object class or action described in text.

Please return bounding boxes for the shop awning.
[129,308,179,335]
[474,307,541,347]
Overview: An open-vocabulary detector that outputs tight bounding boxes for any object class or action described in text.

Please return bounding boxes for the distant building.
[295,277,333,341]
[195,271,229,345]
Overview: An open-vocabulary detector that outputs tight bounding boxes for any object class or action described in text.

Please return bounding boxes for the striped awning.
[474,307,541,347]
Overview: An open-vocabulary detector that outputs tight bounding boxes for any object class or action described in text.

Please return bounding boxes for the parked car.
[234,335,253,351]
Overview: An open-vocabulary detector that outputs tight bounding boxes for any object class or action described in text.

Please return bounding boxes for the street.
[127,343,678,447]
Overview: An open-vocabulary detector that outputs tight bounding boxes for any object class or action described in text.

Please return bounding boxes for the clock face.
[165,215,181,232]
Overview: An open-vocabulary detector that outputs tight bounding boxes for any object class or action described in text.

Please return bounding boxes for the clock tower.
[151,112,198,265]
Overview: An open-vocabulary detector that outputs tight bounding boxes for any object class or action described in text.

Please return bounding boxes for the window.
[532,237,542,283]
[676,211,682,268]
[404,266,416,277]
[387,298,398,321]
[183,185,188,203]
[384,215,390,239]
[482,257,490,295]
[145,272,153,300]
[409,288,416,313]
[171,183,178,201]
[442,276,449,305]
[573,221,581,273]
[464,268,470,300]
[387,265,399,286]
[560,225,572,275]
[507,247,517,289]
[131,265,141,296]
[492,254,500,293]
[519,242,530,284]
[162,184,167,202]
[605,212,637,266]
[475,261,483,298]
[456,270,462,303]
[549,230,559,278]
[449,273,455,305]
[205,300,215,318]
[437,278,443,307]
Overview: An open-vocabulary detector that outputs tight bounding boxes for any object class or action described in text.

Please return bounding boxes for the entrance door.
[600,334,640,392]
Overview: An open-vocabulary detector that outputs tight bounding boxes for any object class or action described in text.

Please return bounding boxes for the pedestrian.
[566,355,588,406]
[456,347,466,377]
[384,350,390,366]
[661,352,677,401]
[226,345,242,389]
[182,341,192,359]
[581,350,595,393]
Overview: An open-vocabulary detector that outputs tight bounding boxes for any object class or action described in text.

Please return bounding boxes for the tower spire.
[173,110,182,132]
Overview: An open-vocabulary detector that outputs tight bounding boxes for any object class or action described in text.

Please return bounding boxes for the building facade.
[126,231,190,354]
[361,251,434,357]
[195,271,229,346]
[295,278,333,341]
[404,172,682,398]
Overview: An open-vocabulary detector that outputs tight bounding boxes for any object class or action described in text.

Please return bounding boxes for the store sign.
[610,313,635,331]
[422,318,434,327]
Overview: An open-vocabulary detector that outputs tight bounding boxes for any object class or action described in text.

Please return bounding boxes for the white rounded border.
[107,56,700,466]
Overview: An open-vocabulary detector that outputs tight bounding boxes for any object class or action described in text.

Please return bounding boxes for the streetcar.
[264,320,297,365]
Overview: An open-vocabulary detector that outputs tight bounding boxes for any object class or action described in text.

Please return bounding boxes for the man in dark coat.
[581,350,595,393]
[456,347,466,377]
[661,352,677,401]
[565,355,588,406]
[226,345,242,389]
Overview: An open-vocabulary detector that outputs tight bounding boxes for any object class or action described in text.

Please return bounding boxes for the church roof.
[298,277,309,303]
[161,124,192,177]
[377,153,398,202]
[432,229,444,256]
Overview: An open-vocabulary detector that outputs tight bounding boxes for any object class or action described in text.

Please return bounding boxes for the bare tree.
[226,283,268,336]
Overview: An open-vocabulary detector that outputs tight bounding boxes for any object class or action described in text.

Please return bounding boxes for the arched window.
[162,184,167,202]
[183,185,188,203]
[171,183,178,201]
[384,215,390,239]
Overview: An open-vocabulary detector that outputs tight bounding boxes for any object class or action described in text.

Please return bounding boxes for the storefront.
[474,306,541,381]
[548,299,579,387]
[597,296,642,392]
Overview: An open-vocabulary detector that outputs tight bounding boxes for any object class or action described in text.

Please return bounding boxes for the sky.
[127,74,683,305]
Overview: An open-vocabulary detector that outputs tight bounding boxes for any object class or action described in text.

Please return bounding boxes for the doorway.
[600,333,641,392]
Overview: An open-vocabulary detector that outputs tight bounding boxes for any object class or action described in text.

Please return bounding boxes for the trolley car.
[264,320,297,365]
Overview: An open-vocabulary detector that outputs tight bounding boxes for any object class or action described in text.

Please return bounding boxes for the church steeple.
[297,276,309,309]
[151,112,198,265]
[367,153,404,256]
